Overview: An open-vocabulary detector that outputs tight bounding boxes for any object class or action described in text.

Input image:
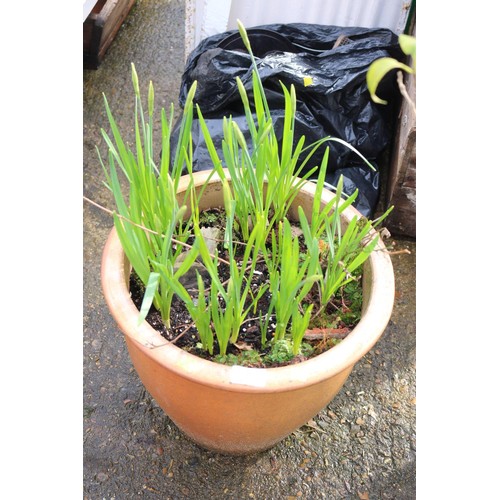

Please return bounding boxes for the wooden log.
[83,0,136,69]
[384,21,416,238]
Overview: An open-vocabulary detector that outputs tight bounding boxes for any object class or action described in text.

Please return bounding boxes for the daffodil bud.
[236,77,249,109]
[148,81,154,118]
[184,81,197,116]
[237,20,252,55]
[222,178,233,214]
[232,122,247,151]
[131,63,140,97]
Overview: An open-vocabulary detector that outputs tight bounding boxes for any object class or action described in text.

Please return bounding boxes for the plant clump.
[97,21,392,367]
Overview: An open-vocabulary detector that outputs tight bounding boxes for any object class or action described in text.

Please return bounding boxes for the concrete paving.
[83,1,416,498]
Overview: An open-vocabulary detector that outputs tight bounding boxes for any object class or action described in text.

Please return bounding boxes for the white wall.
[185,0,411,57]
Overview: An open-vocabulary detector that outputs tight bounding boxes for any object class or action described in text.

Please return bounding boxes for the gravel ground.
[83,1,416,498]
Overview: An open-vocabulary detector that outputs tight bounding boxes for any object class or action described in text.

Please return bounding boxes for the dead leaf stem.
[83,196,231,266]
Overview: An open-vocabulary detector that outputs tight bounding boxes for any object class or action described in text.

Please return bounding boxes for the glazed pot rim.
[101,171,395,393]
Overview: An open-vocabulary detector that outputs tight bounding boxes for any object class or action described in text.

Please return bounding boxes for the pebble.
[96,472,108,482]
[199,227,221,255]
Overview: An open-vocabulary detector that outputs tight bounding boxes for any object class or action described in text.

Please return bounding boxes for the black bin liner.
[173,23,404,217]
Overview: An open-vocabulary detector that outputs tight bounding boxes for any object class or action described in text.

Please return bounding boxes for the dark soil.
[129,211,363,367]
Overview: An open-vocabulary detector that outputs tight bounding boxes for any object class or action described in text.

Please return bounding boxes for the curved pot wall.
[101,170,395,455]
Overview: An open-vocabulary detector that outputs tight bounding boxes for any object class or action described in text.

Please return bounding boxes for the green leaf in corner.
[366,57,414,105]
[399,34,416,60]
[138,272,160,326]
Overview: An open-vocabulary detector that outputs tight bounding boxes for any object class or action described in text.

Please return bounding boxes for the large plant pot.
[101,170,395,455]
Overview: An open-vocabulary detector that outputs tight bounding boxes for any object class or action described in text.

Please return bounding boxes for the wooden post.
[385,20,416,238]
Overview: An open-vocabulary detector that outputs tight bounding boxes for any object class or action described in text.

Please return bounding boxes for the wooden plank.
[84,0,136,69]
[385,127,416,237]
[98,0,135,62]
[384,20,416,238]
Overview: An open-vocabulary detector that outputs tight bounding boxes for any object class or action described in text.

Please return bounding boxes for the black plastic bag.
[174,23,404,216]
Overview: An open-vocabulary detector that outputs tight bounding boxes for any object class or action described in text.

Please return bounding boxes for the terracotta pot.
[101,170,395,455]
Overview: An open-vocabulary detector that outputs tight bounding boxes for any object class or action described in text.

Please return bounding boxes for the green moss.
[263,339,315,365]
[214,353,240,366]
[213,340,316,367]
[199,209,225,227]
[214,349,263,367]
